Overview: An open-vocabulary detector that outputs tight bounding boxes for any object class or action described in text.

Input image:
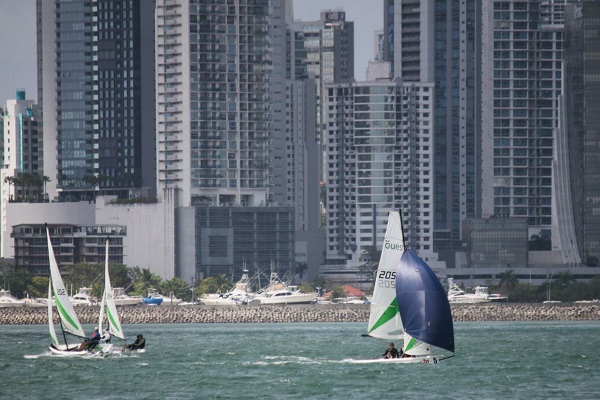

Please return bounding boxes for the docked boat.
[112,287,143,306]
[70,287,95,306]
[142,289,163,305]
[0,289,25,308]
[201,269,256,305]
[447,278,491,304]
[254,272,316,305]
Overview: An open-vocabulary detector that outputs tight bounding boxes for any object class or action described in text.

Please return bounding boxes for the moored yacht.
[201,269,257,305]
[447,278,491,304]
[254,273,317,305]
[0,289,25,308]
[112,287,143,306]
[70,287,95,306]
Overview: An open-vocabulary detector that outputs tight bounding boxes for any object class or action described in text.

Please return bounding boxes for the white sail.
[366,211,405,339]
[101,238,125,340]
[48,280,59,348]
[46,226,86,338]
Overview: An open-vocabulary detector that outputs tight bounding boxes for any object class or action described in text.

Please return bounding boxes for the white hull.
[257,292,316,305]
[49,343,113,356]
[448,296,490,304]
[348,355,451,364]
[0,302,25,308]
[113,297,143,306]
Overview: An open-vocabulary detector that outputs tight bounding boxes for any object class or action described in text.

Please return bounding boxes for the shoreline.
[1,303,599,325]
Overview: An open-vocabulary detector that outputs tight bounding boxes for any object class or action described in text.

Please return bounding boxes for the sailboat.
[46,225,88,355]
[95,237,126,353]
[365,211,406,339]
[358,213,455,364]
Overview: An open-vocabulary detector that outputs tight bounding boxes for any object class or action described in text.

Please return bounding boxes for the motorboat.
[143,289,164,305]
[201,269,256,305]
[112,287,143,306]
[447,278,491,304]
[0,289,25,308]
[70,287,95,306]
[254,272,317,305]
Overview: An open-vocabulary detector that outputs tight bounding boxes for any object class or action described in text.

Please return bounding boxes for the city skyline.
[0,0,383,104]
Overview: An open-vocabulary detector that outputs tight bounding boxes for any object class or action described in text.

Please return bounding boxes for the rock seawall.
[1,303,599,325]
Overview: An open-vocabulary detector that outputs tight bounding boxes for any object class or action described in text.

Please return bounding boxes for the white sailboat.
[365,211,405,339]
[356,213,455,364]
[96,238,125,353]
[46,225,88,355]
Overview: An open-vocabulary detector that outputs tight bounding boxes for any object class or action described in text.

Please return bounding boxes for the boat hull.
[349,355,451,364]
[257,293,316,305]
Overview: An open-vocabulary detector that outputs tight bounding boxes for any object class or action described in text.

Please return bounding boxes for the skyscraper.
[323,78,442,270]
[37,0,156,201]
[481,0,563,242]
[383,0,481,267]
[564,1,600,265]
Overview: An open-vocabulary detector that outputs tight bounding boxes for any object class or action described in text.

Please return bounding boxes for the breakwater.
[1,303,599,325]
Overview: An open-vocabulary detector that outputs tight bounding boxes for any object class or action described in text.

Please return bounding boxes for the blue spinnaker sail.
[395,249,455,353]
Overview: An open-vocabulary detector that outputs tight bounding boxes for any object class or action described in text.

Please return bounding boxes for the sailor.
[126,334,146,351]
[383,342,400,359]
[78,327,101,351]
[99,328,111,344]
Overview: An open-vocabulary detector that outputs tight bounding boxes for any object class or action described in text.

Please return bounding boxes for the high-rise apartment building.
[156,0,272,208]
[383,0,481,267]
[37,0,156,201]
[323,79,443,270]
[481,0,563,241]
[564,1,600,265]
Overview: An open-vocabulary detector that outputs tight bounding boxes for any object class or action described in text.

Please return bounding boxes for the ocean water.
[1,321,599,400]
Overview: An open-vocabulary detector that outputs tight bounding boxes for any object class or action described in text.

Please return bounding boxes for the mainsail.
[395,249,455,356]
[46,226,86,338]
[366,211,405,339]
[99,238,125,340]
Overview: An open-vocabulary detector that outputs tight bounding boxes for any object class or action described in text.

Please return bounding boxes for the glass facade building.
[37,0,156,200]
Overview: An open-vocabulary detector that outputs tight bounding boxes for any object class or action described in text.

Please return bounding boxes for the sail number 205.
[378,270,396,288]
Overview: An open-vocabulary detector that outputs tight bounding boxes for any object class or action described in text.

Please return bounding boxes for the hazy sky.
[0,0,382,105]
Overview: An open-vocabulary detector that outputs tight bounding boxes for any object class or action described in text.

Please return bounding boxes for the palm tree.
[41,175,51,200]
[498,269,518,290]
[131,267,162,296]
[4,176,15,201]
[553,271,576,289]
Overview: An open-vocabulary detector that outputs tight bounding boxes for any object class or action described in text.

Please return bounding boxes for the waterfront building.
[323,76,443,271]
[564,1,600,266]
[12,223,125,276]
[37,0,156,201]
[383,0,481,267]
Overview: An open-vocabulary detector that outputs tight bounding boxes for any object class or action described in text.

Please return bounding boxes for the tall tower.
[564,1,600,265]
[323,79,442,270]
[481,0,564,240]
[37,0,156,201]
[156,0,272,208]
[383,0,481,267]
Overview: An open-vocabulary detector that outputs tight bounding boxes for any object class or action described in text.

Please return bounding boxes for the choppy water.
[1,321,599,399]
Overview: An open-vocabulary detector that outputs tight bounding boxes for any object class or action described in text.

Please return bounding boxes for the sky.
[0,0,382,105]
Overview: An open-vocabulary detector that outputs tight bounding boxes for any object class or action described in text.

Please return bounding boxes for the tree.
[130,267,163,296]
[160,277,190,300]
[358,246,381,284]
[553,271,576,289]
[198,274,232,295]
[329,286,348,300]
[4,176,15,200]
[41,175,51,200]
[497,269,518,290]
[26,276,49,299]
[295,262,308,279]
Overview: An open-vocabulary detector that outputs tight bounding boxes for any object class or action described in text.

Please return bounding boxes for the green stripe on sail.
[404,337,418,352]
[368,297,399,334]
[106,308,121,335]
[53,289,80,332]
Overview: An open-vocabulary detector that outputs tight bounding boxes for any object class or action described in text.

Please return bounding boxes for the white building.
[323,72,444,271]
